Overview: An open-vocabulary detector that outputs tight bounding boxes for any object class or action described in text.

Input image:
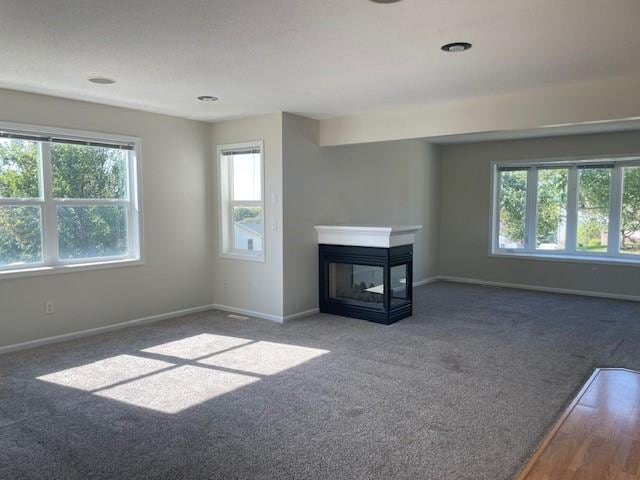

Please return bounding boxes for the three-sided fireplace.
[315,226,422,325]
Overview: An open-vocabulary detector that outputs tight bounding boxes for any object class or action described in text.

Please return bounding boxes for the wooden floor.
[517,368,640,480]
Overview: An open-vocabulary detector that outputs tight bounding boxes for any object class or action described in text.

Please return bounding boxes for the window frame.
[490,155,640,265]
[0,121,143,279]
[217,140,265,262]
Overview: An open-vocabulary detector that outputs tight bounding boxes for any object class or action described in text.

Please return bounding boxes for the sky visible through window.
[232,153,260,201]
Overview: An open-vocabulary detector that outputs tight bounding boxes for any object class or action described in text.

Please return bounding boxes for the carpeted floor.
[2,281,640,480]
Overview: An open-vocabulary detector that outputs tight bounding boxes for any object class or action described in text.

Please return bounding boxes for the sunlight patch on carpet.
[37,354,172,391]
[95,365,260,414]
[199,341,329,375]
[141,333,252,360]
[37,335,329,414]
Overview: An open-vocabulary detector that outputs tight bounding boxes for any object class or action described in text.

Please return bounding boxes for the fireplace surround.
[315,226,421,325]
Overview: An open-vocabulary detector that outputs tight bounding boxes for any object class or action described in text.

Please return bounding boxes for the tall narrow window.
[621,166,640,255]
[536,168,568,250]
[218,141,264,260]
[0,124,141,276]
[577,167,611,253]
[497,168,528,249]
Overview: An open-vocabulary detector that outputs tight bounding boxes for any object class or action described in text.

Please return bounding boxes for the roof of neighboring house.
[234,222,262,237]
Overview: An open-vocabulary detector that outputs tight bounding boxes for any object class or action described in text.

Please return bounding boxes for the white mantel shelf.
[314,225,422,248]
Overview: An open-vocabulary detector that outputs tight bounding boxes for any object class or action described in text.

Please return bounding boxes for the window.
[621,166,640,255]
[218,141,264,261]
[492,157,640,263]
[0,123,141,276]
[497,168,528,249]
[536,168,567,251]
[577,166,610,253]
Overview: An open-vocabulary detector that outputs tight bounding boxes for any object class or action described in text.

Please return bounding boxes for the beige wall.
[15,90,636,346]
[6,89,639,349]
[283,113,440,317]
[211,113,284,319]
[319,73,640,146]
[0,89,213,348]
[439,131,640,298]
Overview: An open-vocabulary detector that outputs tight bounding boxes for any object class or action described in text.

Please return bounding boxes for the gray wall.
[439,131,640,298]
[318,140,440,284]
[282,114,319,317]
[0,89,213,348]
[283,113,440,317]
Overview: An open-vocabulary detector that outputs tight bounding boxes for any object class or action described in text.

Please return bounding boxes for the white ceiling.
[2,0,640,122]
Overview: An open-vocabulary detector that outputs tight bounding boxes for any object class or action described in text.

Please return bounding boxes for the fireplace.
[315,226,421,325]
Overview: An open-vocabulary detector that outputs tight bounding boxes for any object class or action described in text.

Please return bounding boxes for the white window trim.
[217,140,265,263]
[0,121,144,279]
[489,155,640,265]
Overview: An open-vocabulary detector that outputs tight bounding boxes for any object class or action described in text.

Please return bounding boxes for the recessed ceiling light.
[369,0,403,3]
[197,95,219,102]
[88,77,116,85]
[441,42,472,53]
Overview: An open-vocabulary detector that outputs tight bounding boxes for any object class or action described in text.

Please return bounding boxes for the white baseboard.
[216,279,438,325]
[212,304,321,323]
[9,274,629,355]
[284,308,320,322]
[0,304,217,355]
[211,304,285,324]
[413,277,438,287]
[437,275,640,303]
[0,302,322,355]
[252,279,438,324]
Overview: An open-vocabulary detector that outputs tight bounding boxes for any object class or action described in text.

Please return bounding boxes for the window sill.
[0,258,144,280]
[220,252,265,263]
[490,251,640,267]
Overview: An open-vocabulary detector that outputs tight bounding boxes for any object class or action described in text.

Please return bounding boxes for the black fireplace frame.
[318,243,413,325]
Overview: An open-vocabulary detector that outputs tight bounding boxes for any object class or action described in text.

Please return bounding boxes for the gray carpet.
[2,281,640,480]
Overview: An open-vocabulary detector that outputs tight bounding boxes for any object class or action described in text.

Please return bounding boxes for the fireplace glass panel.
[390,264,409,306]
[328,263,384,305]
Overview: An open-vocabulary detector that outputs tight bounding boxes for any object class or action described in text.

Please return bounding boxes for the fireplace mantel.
[314,225,422,248]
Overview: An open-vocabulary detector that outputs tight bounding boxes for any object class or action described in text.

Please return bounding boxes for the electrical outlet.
[45,301,54,315]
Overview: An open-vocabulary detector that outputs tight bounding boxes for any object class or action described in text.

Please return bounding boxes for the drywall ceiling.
[1,0,639,122]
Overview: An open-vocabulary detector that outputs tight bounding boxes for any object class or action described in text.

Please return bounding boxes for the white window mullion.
[53,198,129,206]
[0,198,42,206]
[126,150,136,259]
[229,201,236,251]
[230,200,262,207]
[229,160,236,251]
[608,165,623,256]
[41,142,59,265]
[565,166,578,254]
[525,168,538,252]
[492,166,501,253]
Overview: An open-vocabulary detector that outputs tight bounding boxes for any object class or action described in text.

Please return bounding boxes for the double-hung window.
[218,141,264,261]
[0,123,142,277]
[492,157,640,263]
